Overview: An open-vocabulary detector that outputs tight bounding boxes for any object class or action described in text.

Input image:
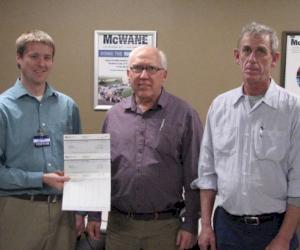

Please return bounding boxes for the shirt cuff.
[191,175,218,191]
[76,211,88,216]
[29,171,44,188]
[88,211,102,222]
[180,216,199,235]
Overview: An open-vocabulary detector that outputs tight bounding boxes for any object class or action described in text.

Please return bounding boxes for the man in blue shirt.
[0,30,82,250]
[192,22,300,250]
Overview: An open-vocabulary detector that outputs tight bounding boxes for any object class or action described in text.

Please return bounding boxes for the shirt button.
[42,123,46,127]
[48,163,52,167]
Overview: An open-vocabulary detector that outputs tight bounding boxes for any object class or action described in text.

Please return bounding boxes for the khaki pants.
[0,197,76,250]
[106,211,181,250]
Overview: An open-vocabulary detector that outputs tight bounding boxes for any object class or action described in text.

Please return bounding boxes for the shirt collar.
[232,85,245,106]
[12,78,58,99]
[261,79,279,109]
[233,79,279,109]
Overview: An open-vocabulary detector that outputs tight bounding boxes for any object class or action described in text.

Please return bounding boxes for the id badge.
[33,135,51,147]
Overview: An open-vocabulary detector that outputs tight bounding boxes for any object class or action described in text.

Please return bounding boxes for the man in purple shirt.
[86,46,203,250]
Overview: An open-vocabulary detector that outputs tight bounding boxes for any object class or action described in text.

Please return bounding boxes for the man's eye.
[131,65,144,72]
[148,66,156,72]
[256,48,267,55]
[136,66,144,71]
[242,47,251,53]
[44,56,52,61]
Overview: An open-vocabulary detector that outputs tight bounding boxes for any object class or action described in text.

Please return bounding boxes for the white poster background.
[284,34,300,96]
[94,30,156,110]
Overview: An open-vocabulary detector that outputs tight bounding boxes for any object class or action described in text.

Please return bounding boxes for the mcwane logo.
[291,38,300,46]
[103,34,149,45]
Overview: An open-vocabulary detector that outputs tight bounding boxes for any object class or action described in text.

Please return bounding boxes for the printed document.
[62,134,111,211]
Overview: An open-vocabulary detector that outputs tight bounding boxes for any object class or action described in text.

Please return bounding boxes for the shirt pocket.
[48,121,74,136]
[48,121,73,157]
[254,129,289,161]
[213,127,237,157]
[153,124,181,156]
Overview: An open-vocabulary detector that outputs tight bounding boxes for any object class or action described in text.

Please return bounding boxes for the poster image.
[94,30,157,110]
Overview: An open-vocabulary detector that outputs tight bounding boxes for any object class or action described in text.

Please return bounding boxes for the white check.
[62,134,111,211]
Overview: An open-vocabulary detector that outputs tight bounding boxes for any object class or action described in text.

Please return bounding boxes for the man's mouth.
[245,67,259,73]
[34,70,46,74]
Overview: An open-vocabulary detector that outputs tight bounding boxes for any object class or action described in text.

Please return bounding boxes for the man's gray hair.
[238,22,279,54]
[127,46,168,70]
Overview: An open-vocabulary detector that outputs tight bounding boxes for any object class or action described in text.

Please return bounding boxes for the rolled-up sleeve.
[191,103,218,191]
[287,100,300,200]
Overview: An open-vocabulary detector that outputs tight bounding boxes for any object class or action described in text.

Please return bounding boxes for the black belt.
[11,194,62,203]
[221,207,284,225]
[112,207,180,221]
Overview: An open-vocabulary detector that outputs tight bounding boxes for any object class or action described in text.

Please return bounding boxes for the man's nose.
[248,51,257,62]
[37,58,46,66]
[140,69,150,78]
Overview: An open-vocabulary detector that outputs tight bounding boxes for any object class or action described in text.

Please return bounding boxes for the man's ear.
[234,48,240,65]
[271,52,280,68]
[16,53,22,69]
[127,69,132,86]
[162,70,167,83]
[16,53,21,62]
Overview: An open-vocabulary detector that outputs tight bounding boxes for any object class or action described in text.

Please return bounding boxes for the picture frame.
[94,30,157,110]
[280,31,300,95]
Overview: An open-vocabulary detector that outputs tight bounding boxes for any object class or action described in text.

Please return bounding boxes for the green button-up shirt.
[0,79,81,195]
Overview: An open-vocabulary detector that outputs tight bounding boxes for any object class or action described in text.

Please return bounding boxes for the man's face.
[16,42,54,86]
[234,33,279,86]
[127,48,167,104]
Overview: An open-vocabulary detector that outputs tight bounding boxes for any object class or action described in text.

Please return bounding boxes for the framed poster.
[281,32,300,95]
[94,30,157,110]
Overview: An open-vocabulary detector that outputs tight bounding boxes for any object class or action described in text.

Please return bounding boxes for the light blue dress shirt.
[0,79,81,195]
[192,80,300,215]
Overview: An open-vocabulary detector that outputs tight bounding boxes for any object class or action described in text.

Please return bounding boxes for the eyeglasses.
[129,65,164,74]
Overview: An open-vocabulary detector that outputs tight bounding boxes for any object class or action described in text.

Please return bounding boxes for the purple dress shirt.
[101,88,203,233]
